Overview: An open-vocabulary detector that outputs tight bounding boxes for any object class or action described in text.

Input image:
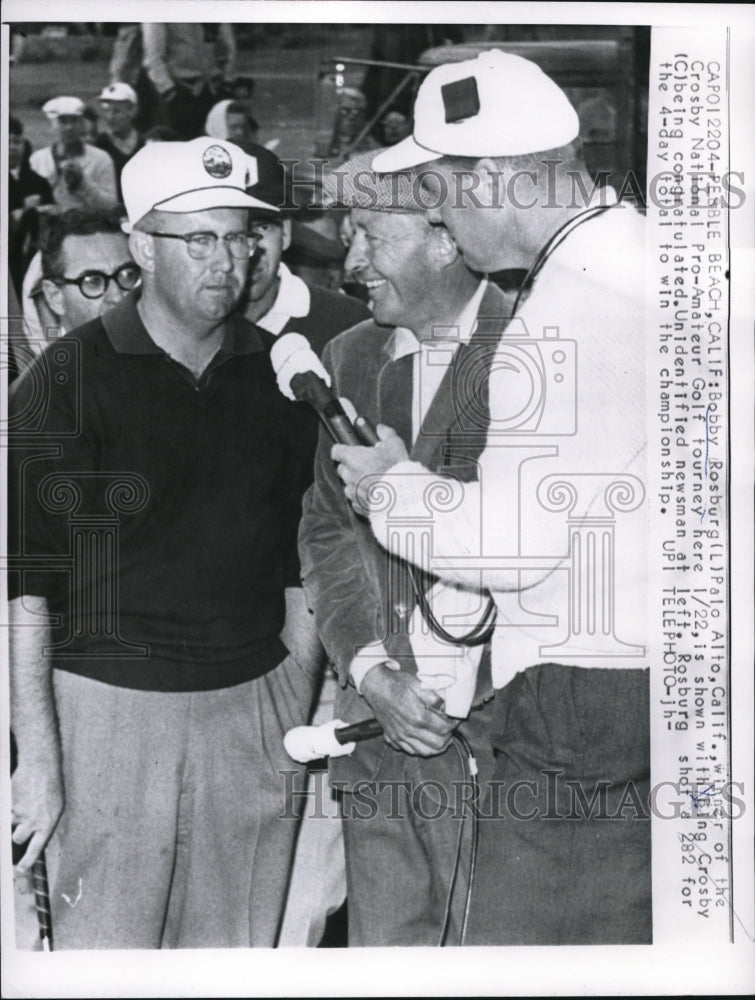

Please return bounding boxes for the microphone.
[270,333,379,446]
[284,717,383,763]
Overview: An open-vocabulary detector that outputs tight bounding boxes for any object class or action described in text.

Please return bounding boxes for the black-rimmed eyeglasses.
[55,264,142,300]
[145,231,260,260]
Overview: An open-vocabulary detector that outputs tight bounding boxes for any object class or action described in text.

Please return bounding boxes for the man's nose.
[210,238,234,271]
[344,236,367,274]
[425,205,443,226]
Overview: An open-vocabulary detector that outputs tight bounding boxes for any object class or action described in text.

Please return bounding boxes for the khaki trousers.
[45,656,312,949]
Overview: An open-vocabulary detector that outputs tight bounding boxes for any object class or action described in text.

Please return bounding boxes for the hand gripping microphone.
[284,718,384,763]
[270,333,379,446]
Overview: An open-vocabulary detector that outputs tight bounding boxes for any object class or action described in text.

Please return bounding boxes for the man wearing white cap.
[95,83,145,200]
[298,150,510,946]
[333,51,650,944]
[30,95,118,212]
[9,137,321,948]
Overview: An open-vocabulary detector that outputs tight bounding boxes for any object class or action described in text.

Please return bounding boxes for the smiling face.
[342,208,438,331]
[147,207,251,326]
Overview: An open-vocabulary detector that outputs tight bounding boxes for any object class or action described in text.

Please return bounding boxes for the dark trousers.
[464,664,651,946]
[159,83,215,140]
[340,697,496,947]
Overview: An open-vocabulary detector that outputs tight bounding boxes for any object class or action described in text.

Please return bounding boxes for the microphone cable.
[437,730,480,947]
[408,564,496,647]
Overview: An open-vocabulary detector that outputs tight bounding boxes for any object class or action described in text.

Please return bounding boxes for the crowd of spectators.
[7,23,384,385]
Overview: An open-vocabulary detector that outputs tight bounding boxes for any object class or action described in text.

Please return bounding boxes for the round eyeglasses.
[145,231,260,260]
[56,264,142,300]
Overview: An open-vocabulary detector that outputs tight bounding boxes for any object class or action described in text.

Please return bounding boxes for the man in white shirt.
[298,150,510,946]
[332,51,651,945]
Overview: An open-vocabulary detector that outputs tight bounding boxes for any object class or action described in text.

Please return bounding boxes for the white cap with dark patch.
[120,137,280,231]
[98,82,138,104]
[372,49,580,172]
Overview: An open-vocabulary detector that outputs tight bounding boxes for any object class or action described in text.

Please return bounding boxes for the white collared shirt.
[254,262,311,335]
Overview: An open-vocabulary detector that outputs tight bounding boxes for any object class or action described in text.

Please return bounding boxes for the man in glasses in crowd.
[38,208,141,334]
[9,138,321,949]
[9,209,137,383]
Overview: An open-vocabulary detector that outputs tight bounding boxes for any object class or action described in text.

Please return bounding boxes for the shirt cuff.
[349,644,392,694]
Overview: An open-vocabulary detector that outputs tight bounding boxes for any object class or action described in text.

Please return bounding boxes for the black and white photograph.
[1,2,752,996]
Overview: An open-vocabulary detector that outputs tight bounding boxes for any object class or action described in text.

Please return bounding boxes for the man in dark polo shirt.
[8,137,321,949]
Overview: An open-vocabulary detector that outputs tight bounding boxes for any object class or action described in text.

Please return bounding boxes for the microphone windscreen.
[283,720,356,762]
[270,332,310,372]
[270,333,331,401]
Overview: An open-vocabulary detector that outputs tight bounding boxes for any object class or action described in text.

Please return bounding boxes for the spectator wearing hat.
[9,137,321,949]
[240,145,369,357]
[29,96,118,213]
[297,149,510,946]
[336,50,651,945]
[95,83,145,200]
[142,23,236,140]
[8,115,54,299]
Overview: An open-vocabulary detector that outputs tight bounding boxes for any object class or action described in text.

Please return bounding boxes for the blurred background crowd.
[7,21,649,380]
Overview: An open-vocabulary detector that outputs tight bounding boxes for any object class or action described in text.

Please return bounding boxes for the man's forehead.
[350,207,422,234]
[62,232,131,271]
[153,207,250,230]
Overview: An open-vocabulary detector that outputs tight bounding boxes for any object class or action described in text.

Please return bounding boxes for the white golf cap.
[42,95,85,119]
[98,82,138,104]
[372,49,580,172]
[120,137,279,231]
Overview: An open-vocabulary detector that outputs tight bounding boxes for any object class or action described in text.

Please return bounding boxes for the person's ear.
[281,217,292,253]
[476,157,506,209]
[431,222,460,266]
[41,279,66,318]
[128,230,156,274]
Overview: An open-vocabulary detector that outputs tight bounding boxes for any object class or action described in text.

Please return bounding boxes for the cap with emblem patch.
[120,137,279,231]
[372,49,580,172]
